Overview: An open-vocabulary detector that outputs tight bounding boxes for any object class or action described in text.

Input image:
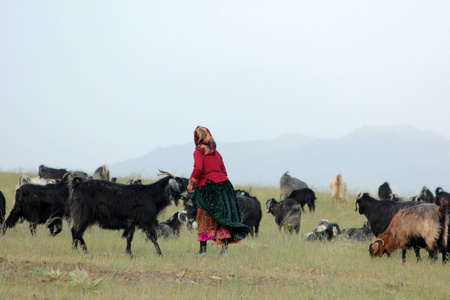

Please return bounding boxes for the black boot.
[199,241,207,254]
[221,239,229,254]
[191,241,207,257]
[214,239,228,258]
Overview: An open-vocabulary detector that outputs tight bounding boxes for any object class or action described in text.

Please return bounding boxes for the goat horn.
[157,169,176,178]
[178,210,187,222]
[374,239,385,246]
[357,192,364,199]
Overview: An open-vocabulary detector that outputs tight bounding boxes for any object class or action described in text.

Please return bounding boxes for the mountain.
[109,125,450,196]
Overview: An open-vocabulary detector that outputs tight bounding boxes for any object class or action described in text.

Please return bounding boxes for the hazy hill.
[110,125,450,196]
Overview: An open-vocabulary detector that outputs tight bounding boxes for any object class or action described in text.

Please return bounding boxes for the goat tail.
[2,206,21,234]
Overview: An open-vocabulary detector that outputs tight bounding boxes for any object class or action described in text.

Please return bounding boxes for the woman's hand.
[187,181,195,193]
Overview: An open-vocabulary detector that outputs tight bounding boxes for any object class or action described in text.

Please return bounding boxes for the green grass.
[1,172,450,299]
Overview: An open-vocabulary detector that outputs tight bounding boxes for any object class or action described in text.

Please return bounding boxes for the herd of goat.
[0,165,449,264]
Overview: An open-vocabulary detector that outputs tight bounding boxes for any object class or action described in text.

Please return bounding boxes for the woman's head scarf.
[194,126,216,155]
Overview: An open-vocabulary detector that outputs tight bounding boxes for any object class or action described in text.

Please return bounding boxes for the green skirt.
[192,180,251,243]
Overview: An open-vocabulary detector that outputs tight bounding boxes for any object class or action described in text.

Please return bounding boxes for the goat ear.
[169,178,181,192]
[370,242,379,256]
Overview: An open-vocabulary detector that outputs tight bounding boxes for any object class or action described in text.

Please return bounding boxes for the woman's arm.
[188,150,203,192]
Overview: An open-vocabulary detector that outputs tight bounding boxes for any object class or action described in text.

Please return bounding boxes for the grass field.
[0,172,449,299]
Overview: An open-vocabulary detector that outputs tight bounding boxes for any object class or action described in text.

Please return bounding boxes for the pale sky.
[1,1,449,174]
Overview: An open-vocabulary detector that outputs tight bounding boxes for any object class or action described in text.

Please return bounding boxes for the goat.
[38,165,68,180]
[0,191,5,225]
[355,193,418,237]
[181,190,262,237]
[157,210,189,239]
[286,188,316,212]
[378,182,393,200]
[434,188,449,205]
[305,219,341,241]
[411,187,435,203]
[369,200,449,264]
[341,222,374,242]
[2,173,79,236]
[330,174,347,203]
[434,188,450,256]
[68,170,187,257]
[265,198,301,234]
[419,186,435,203]
[93,164,110,181]
[126,178,143,185]
[389,194,403,202]
[280,171,308,199]
[235,189,252,197]
[183,197,198,231]
[410,195,421,202]
[16,175,56,190]
[436,187,445,196]
[236,193,262,237]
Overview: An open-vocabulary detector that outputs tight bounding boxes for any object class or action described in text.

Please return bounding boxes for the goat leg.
[413,246,422,262]
[124,226,135,258]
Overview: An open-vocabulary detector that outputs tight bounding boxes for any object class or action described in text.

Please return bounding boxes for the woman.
[187,126,250,257]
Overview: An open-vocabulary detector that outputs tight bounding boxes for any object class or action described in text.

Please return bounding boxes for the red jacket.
[190,148,228,187]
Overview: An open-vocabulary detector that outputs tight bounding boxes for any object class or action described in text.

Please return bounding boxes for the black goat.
[237,194,262,237]
[355,193,418,237]
[126,178,143,185]
[157,210,189,239]
[286,188,316,212]
[389,194,403,202]
[181,190,262,237]
[68,171,187,257]
[434,188,450,256]
[420,186,435,203]
[0,191,5,225]
[265,198,301,234]
[378,182,393,200]
[38,165,68,180]
[183,198,198,231]
[2,173,78,236]
[410,186,435,203]
[341,222,374,242]
[434,188,449,205]
[235,189,252,197]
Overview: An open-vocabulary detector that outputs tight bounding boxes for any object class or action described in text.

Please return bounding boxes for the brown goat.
[369,199,449,264]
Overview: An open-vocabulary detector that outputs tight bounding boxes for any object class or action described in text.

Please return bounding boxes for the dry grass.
[1,172,450,299]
